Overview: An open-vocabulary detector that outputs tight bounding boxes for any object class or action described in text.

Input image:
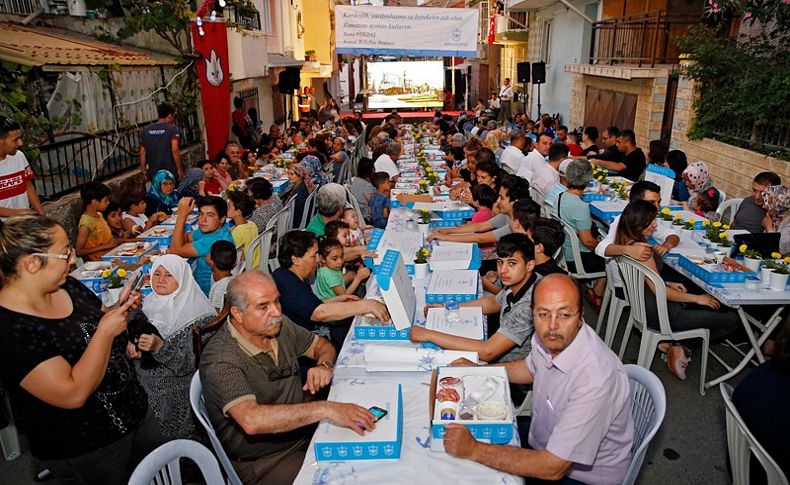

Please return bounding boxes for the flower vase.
[103,287,123,306]
[742,257,761,273]
[418,223,430,236]
[681,228,694,240]
[413,262,428,279]
[760,267,773,284]
[769,272,789,291]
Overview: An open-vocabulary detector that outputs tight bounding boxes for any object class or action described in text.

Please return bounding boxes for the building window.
[541,19,552,65]
[261,0,272,34]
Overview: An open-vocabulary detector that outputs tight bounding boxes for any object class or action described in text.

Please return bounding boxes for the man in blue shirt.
[170,195,234,294]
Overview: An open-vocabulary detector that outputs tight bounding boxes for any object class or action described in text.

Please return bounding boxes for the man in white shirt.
[0,116,44,219]
[500,130,528,173]
[595,180,679,260]
[517,133,553,180]
[498,78,514,122]
[530,144,568,205]
[374,142,401,181]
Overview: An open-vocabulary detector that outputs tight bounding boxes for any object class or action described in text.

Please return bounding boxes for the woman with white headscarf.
[132,255,217,440]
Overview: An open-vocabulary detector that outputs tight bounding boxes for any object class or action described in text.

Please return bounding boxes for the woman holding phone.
[130,255,216,440]
[0,215,162,484]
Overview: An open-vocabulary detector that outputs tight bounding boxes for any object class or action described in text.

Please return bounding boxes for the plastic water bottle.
[459,377,500,420]
[444,300,460,324]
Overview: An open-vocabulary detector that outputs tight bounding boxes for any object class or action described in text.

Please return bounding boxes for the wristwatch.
[319,360,335,371]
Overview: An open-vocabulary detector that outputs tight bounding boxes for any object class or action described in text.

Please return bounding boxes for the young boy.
[103,201,132,240]
[369,171,391,229]
[412,233,540,364]
[76,181,116,261]
[527,217,567,276]
[315,238,371,300]
[227,191,259,268]
[207,240,237,310]
[121,192,167,235]
[170,195,235,294]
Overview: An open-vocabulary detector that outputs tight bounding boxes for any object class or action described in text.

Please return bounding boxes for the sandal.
[666,344,691,381]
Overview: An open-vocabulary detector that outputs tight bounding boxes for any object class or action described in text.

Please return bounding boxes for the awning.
[0,22,179,68]
[267,54,304,69]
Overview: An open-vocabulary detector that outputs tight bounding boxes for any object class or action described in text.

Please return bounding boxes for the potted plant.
[682,218,696,238]
[717,230,732,249]
[418,179,429,195]
[738,244,762,272]
[769,258,790,291]
[671,214,685,234]
[414,246,431,279]
[658,207,674,227]
[417,208,432,235]
[102,268,128,304]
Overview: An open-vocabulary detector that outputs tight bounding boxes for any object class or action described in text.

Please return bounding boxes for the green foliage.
[0,62,81,162]
[116,0,193,55]
[676,1,790,160]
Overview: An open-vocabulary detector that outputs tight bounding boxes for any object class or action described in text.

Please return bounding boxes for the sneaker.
[666,345,690,381]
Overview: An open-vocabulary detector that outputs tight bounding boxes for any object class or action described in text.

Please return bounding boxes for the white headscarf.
[142,255,217,339]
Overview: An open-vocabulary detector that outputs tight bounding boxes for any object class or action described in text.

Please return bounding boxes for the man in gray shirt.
[732,171,781,233]
[412,233,540,364]
[140,103,183,181]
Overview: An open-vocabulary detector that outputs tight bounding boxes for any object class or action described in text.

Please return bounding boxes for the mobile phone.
[121,272,145,305]
[368,406,388,422]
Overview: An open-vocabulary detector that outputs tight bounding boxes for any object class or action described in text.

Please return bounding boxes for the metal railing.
[226,5,261,30]
[31,112,201,201]
[712,119,790,160]
[0,0,42,15]
[589,11,697,67]
[507,11,527,31]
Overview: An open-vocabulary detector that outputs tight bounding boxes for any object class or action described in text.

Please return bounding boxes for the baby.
[315,238,371,300]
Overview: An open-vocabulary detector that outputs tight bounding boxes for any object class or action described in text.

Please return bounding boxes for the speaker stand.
[536,83,542,119]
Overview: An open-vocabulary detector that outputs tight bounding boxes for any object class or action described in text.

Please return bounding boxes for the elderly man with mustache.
[199,271,376,485]
[445,274,635,485]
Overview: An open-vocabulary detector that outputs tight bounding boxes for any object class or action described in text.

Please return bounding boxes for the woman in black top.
[0,216,163,484]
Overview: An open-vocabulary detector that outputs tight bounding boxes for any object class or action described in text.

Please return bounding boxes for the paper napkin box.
[270,178,290,194]
[314,383,403,462]
[425,270,479,303]
[411,201,475,220]
[429,366,513,451]
[429,243,482,272]
[374,250,416,332]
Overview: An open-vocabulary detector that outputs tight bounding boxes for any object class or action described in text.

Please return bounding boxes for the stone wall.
[43,143,205,244]
[670,77,787,198]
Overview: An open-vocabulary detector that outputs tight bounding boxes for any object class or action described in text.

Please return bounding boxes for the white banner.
[336,6,479,58]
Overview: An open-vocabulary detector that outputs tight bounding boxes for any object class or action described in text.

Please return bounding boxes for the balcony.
[589,11,697,67]
[0,0,44,15]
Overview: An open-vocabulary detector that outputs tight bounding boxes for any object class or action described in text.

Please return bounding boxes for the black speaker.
[531,62,546,84]
[517,62,530,83]
[278,67,300,94]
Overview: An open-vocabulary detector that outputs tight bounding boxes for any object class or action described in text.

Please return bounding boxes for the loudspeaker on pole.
[516,62,530,83]
[531,62,546,85]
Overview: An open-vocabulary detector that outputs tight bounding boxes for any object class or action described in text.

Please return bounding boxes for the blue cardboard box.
[314,383,403,461]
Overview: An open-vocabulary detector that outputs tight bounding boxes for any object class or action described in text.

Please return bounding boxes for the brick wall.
[670,77,787,198]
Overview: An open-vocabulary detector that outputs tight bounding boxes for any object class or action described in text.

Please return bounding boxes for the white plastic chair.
[718,189,727,205]
[596,262,630,349]
[615,256,711,395]
[0,388,20,461]
[298,190,318,229]
[189,373,243,485]
[231,244,245,276]
[622,364,667,485]
[553,216,606,282]
[716,197,743,226]
[720,383,789,485]
[128,439,224,485]
[245,226,274,273]
[265,200,293,271]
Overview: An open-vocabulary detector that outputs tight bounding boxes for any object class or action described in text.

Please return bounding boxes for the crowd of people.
[0,106,787,485]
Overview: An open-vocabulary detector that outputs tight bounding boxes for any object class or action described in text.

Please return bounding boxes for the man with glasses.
[0,116,44,219]
[588,125,624,166]
[200,271,377,484]
[443,274,635,484]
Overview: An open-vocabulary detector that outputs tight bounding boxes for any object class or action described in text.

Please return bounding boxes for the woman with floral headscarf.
[682,161,720,212]
[145,170,179,216]
[761,185,790,254]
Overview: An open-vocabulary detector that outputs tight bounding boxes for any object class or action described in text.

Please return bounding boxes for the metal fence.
[226,5,261,30]
[31,112,201,201]
[589,11,697,67]
[712,119,790,160]
[0,0,42,15]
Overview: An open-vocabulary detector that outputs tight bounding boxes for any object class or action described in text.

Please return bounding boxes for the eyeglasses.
[32,247,76,261]
[534,310,580,323]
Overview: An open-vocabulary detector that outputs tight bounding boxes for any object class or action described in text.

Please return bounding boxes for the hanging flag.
[191,19,231,159]
[487,16,496,45]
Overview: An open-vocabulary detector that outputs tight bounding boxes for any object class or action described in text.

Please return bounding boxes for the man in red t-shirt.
[0,116,44,219]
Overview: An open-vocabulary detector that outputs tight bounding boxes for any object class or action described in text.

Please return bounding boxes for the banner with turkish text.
[191,19,230,159]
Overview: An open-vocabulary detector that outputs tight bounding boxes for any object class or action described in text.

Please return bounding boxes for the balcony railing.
[589,11,697,67]
[712,119,790,161]
[31,112,201,201]
[226,5,261,30]
[0,0,43,15]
